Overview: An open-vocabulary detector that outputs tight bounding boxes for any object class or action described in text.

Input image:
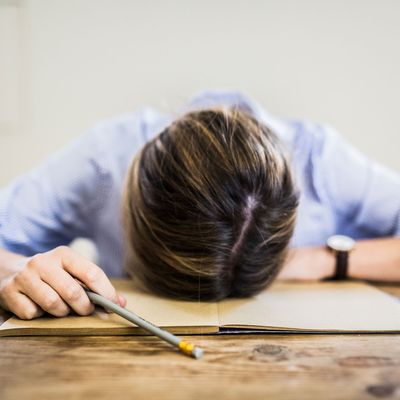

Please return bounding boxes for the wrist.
[326,235,356,280]
[279,246,336,281]
[0,250,28,281]
[315,246,336,280]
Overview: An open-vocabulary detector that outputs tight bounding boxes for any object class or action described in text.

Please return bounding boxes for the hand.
[0,246,126,320]
[277,246,335,281]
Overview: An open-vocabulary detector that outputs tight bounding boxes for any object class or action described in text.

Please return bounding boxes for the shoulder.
[85,108,169,158]
[77,108,171,178]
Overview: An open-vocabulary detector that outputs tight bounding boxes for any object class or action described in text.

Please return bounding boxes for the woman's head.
[122,107,299,300]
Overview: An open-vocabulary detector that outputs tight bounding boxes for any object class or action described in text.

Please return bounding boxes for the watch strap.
[331,251,348,280]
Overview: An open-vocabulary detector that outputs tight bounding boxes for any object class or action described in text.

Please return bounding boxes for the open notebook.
[1,279,400,336]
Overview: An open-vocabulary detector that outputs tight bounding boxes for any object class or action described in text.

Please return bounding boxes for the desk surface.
[1,283,400,400]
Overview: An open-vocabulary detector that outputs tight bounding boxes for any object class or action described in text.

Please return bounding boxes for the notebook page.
[218,281,400,332]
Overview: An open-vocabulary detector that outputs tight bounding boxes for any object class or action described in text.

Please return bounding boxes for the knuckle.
[109,290,118,303]
[85,266,103,284]
[42,294,61,311]
[58,307,70,317]
[0,284,17,310]
[26,254,43,270]
[0,292,11,311]
[52,245,70,257]
[65,285,83,302]
[78,303,94,316]
[3,277,17,294]
[50,304,70,318]
[14,270,30,286]
[18,306,38,320]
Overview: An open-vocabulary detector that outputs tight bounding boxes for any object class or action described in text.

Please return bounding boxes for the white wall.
[0,0,399,188]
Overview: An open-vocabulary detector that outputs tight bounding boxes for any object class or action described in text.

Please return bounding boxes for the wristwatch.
[326,235,356,280]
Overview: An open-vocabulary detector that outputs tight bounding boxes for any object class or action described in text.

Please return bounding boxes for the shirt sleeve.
[314,124,400,238]
[0,126,111,256]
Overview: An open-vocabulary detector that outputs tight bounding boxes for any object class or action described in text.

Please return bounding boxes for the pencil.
[84,289,204,359]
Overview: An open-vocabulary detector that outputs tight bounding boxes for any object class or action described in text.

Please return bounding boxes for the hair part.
[122,107,299,300]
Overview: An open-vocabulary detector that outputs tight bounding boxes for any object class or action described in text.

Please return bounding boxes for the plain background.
[1,0,400,189]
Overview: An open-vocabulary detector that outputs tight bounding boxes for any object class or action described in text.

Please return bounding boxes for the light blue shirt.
[1,91,399,277]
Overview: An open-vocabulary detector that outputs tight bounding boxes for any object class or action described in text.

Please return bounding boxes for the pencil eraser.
[192,347,204,359]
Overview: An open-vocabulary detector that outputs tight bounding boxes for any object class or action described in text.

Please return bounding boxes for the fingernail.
[118,295,126,307]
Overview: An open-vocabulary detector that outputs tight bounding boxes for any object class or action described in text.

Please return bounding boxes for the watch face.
[327,235,355,252]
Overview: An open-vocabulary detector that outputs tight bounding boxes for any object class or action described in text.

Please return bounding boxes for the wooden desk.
[1,284,400,400]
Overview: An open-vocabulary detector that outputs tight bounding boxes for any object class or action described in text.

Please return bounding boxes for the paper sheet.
[1,279,400,336]
[219,281,400,331]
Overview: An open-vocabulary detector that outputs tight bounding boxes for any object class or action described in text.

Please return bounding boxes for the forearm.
[278,237,400,282]
[348,237,400,281]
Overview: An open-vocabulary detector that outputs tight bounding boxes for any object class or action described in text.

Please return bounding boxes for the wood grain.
[1,283,399,400]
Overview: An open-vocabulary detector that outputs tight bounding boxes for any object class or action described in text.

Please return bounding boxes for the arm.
[278,237,400,281]
[279,124,400,282]
[0,125,127,318]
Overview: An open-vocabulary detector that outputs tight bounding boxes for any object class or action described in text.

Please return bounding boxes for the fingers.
[39,266,94,316]
[17,273,71,317]
[0,246,122,320]
[2,288,44,320]
[118,295,127,308]
[53,247,119,305]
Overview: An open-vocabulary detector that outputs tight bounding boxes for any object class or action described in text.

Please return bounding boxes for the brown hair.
[122,107,299,300]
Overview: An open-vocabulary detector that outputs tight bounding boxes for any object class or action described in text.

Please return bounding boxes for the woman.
[0,91,399,319]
